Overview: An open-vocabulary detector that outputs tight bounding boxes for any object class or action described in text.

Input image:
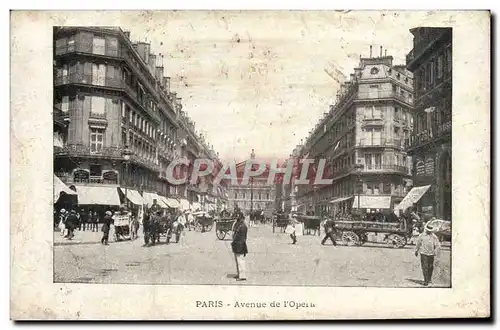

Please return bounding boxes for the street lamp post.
[354,163,364,217]
[250,149,255,215]
[122,146,134,207]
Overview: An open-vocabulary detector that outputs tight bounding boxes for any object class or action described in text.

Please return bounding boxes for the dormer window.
[370,67,379,75]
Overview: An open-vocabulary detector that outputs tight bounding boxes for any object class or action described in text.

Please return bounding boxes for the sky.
[117,11,448,162]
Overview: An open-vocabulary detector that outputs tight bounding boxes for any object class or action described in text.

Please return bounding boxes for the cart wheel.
[195,222,202,232]
[386,234,406,248]
[206,223,213,232]
[341,231,359,246]
[216,230,226,240]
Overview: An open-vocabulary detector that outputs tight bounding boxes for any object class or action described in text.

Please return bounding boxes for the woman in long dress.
[287,214,303,244]
[58,209,67,237]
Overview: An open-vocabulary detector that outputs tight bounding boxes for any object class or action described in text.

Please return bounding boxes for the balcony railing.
[357,138,405,148]
[56,144,161,172]
[406,120,451,149]
[357,91,413,105]
[363,164,410,175]
[56,144,123,158]
[55,73,160,123]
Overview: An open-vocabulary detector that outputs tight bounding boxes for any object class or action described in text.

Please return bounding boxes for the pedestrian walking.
[415,223,441,286]
[231,210,248,281]
[101,211,113,245]
[142,210,151,246]
[130,215,140,240]
[286,214,303,244]
[90,211,99,232]
[79,208,88,231]
[321,217,337,246]
[58,209,67,237]
[65,210,78,240]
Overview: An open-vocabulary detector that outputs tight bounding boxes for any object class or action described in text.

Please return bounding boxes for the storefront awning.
[157,196,171,208]
[393,185,431,214]
[330,196,353,204]
[178,198,190,211]
[119,188,144,206]
[352,196,391,209]
[143,192,163,207]
[164,198,180,208]
[73,185,121,206]
[54,175,77,203]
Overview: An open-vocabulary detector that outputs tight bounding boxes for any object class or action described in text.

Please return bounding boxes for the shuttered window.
[92,36,105,55]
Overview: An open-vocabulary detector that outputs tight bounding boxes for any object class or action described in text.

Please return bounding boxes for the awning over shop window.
[178,198,190,211]
[329,196,353,204]
[352,196,391,209]
[54,174,77,203]
[73,185,121,206]
[393,185,431,214]
[143,192,163,207]
[156,196,170,208]
[164,198,180,208]
[119,188,144,206]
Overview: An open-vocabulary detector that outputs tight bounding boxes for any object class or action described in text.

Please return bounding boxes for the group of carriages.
[271,197,450,249]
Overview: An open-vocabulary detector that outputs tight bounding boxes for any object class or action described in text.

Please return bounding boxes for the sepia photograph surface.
[11,10,490,320]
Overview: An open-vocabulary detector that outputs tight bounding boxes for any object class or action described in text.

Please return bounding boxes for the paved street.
[54,224,451,287]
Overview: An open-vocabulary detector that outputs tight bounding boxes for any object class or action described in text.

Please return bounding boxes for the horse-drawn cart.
[192,211,214,232]
[215,217,237,240]
[272,213,289,233]
[113,213,132,241]
[295,214,322,236]
[334,217,412,248]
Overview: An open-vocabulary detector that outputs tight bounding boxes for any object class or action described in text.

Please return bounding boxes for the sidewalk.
[54,227,106,246]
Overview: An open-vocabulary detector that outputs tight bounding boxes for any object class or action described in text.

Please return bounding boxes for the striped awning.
[73,185,120,206]
[119,188,144,205]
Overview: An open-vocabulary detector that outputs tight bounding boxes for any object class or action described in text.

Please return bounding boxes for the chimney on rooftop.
[165,77,171,93]
[369,45,372,58]
[385,49,387,57]
[380,46,383,57]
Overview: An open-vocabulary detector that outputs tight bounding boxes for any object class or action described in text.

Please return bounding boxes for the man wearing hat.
[231,211,248,281]
[65,209,79,240]
[415,222,441,286]
[101,211,113,245]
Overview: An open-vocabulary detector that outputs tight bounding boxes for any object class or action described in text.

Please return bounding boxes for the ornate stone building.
[405,27,452,220]
[296,47,414,215]
[53,26,227,209]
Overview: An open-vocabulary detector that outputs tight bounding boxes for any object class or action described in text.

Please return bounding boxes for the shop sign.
[415,159,425,176]
[103,170,118,183]
[73,169,90,182]
[425,157,435,176]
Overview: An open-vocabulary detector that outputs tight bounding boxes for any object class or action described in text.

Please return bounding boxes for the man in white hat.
[415,222,441,286]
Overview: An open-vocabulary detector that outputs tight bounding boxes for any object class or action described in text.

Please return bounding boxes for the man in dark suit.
[321,217,337,246]
[231,213,248,281]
